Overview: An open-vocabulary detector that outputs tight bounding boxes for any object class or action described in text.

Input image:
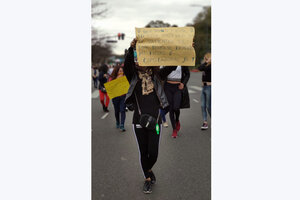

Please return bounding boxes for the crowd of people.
[92,38,211,194]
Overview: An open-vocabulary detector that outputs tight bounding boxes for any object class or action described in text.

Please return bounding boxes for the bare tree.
[92,1,108,18]
[91,1,113,65]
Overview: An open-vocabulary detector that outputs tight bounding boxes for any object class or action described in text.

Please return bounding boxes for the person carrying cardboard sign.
[124,38,177,194]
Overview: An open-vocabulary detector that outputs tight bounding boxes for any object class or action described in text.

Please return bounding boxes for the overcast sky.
[92,0,211,55]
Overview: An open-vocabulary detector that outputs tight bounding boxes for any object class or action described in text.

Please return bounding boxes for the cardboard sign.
[135,27,195,66]
[104,76,130,99]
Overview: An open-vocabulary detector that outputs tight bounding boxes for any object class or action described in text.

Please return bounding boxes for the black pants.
[93,77,98,88]
[112,95,126,125]
[164,82,182,129]
[133,124,161,179]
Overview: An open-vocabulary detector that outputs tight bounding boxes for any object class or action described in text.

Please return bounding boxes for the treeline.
[191,6,211,66]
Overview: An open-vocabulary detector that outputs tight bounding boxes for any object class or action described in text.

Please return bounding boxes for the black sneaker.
[143,180,152,194]
[104,107,109,112]
[149,171,156,184]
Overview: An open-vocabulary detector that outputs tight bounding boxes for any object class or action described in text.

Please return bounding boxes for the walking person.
[98,64,110,112]
[110,66,126,132]
[124,38,177,194]
[198,53,211,130]
[164,65,190,138]
[92,65,99,88]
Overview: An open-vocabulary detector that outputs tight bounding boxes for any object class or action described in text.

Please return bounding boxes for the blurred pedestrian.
[198,53,211,130]
[124,38,177,194]
[98,64,110,112]
[159,66,169,128]
[108,64,114,77]
[110,66,126,131]
[164,65,190,138]
[92,65,99,88]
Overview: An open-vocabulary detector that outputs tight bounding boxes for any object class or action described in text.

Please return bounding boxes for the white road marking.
[193,99,199,103]
[189,85,203,91]
[92,90,99,98]
[101,113,109,119]
[188,89,196,94]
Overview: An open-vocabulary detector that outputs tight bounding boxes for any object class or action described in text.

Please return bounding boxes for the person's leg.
[147,128,161,171]
[165,83,178,137]
[165,84,176,129]
[104,93,110,108]
[206,86,211,117]
[175,110,180,122]
[99,90,104,104]
[169,109,176,129]
[201,86,209,130]
[95,78,98,88]
[133,125,151,179]
[112,98,120,127]
[201,88,208,122]
[93,78,97,88]
[99,90,106,111]
[160,109,166,123]
[119,96,126,131]
[133,124,153,193]
[173,88,182,131]
[160,108,169,127]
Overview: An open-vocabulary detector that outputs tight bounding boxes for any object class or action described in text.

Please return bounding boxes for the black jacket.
[98,71,108,91]
[198,63,211,82]
[179,66,190,109]
[124,47,176,110]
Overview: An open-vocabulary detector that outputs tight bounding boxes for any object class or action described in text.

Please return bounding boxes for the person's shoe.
[172,129,178,138]
[176,121,181,131]
[201,122,209,130]
[102,104,106,112]
[104,107,109,112]
[120,124,126,132]
[116,123,120,129]
[163,121,168,128]
[143,180,152,194]
[149,171,156,184]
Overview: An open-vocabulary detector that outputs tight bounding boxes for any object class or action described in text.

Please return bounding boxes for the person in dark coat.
[163,65,190,138]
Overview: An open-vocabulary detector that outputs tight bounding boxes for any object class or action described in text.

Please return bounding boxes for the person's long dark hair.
[99,64,108,74]
[110,66,121,80]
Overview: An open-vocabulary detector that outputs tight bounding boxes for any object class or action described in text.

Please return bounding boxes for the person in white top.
[164,65,190,138]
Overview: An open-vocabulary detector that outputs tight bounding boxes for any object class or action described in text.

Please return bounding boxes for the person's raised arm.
[124,38,137,82]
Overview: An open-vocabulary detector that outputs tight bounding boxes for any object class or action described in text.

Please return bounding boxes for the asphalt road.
[92,72,211,200]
